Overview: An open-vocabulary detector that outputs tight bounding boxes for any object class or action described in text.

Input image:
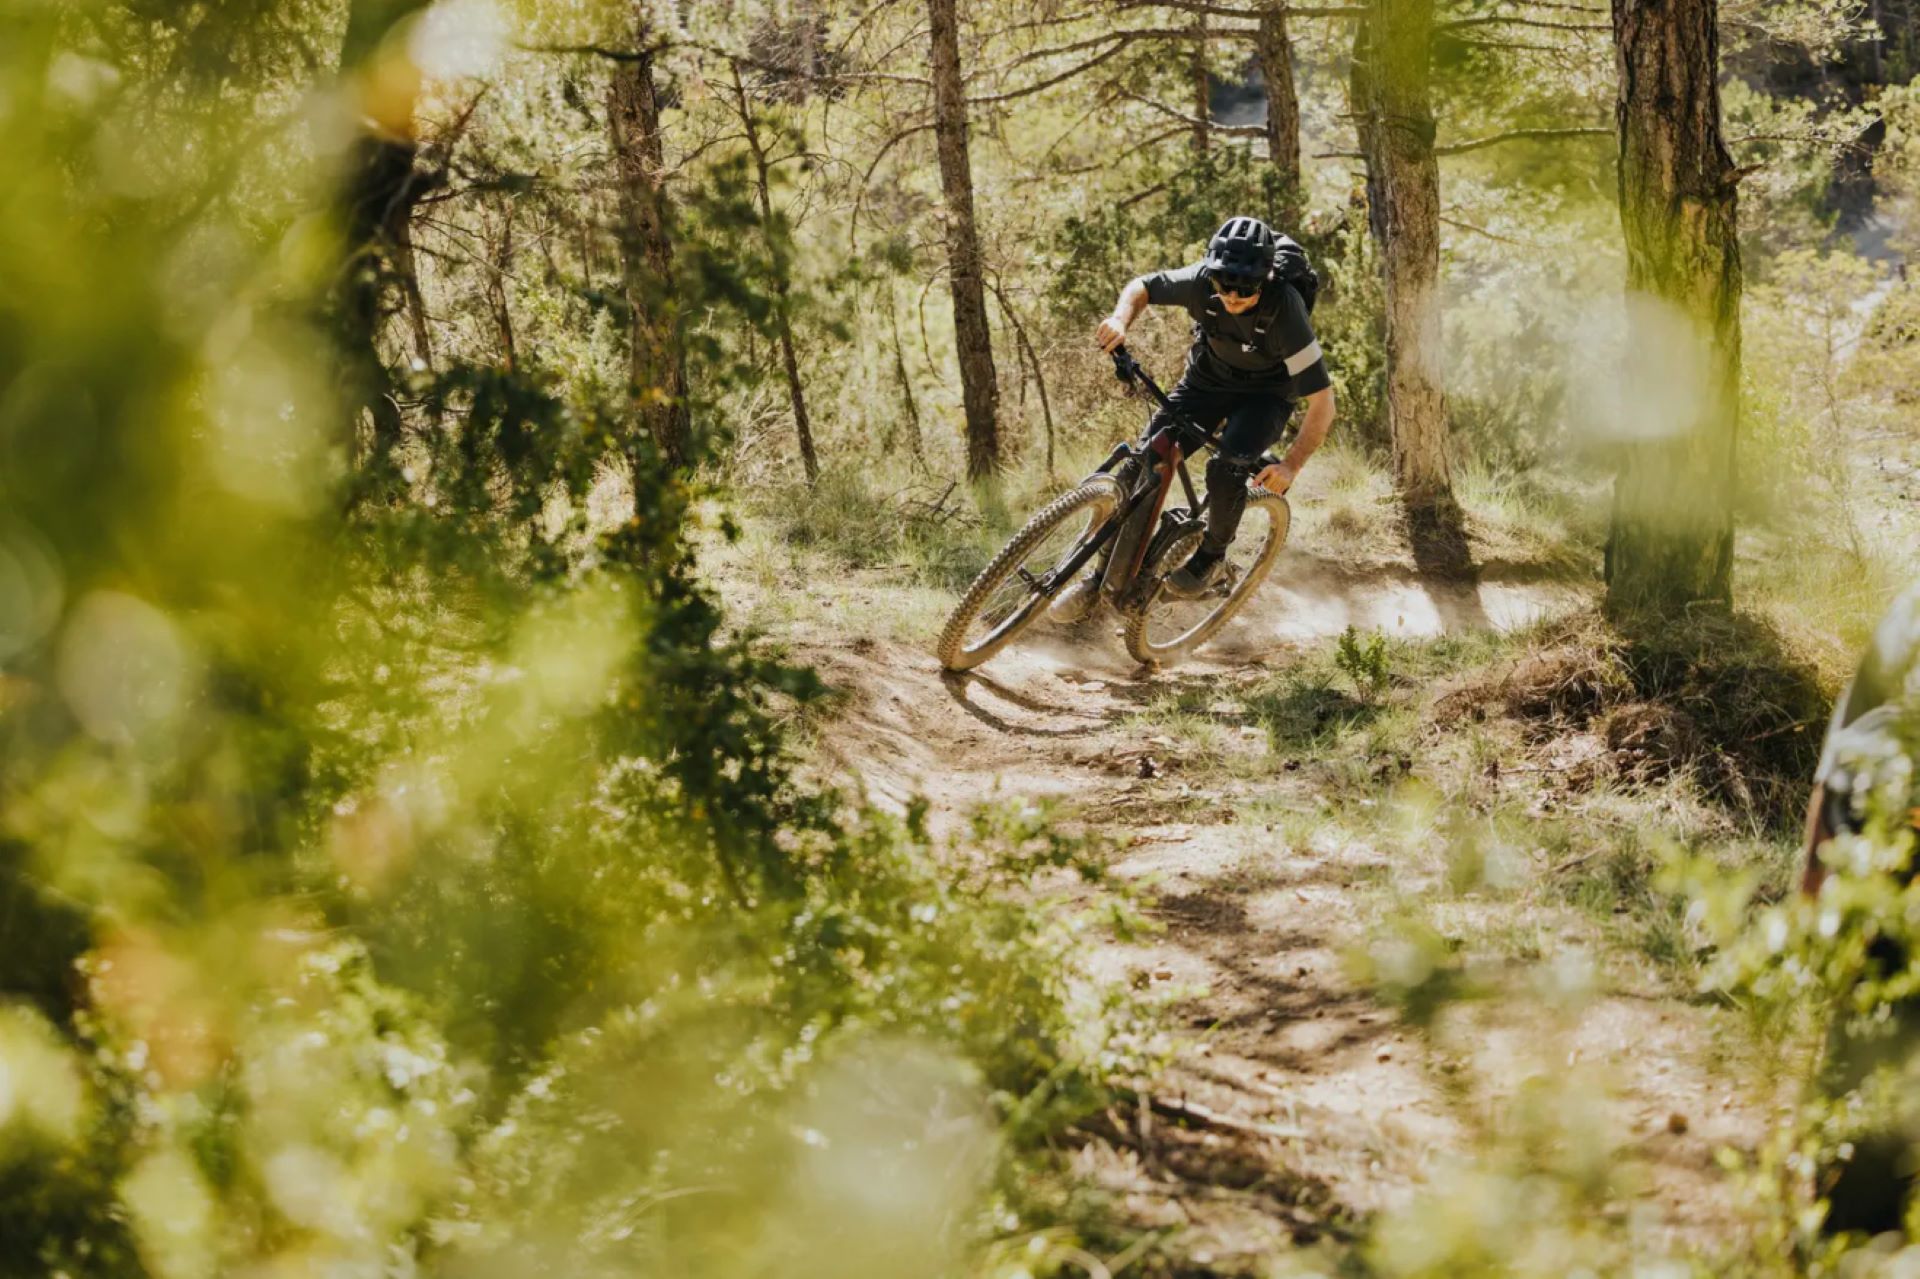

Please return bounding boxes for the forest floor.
[702,463,1826,1274]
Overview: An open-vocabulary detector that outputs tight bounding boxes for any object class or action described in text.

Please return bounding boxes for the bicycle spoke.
[938,475,1124,671]
[967,515,1092,638]
[1127,492,1290,666]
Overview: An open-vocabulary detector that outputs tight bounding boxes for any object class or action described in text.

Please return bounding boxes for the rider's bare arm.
[1257,386,1335,495]
[1095,279,1151,352]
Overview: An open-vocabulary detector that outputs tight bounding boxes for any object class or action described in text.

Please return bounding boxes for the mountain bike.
[937,345,1292,672]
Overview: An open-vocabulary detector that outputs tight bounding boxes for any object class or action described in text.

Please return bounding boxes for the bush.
[1335,626,1393,702]
[0,20,1130,1277]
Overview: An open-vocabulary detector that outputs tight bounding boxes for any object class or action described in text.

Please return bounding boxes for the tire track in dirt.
[800,561,1767,1268]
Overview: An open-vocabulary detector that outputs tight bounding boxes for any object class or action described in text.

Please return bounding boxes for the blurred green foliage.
[0,8,1137,1276]
[7,0,1920,1273]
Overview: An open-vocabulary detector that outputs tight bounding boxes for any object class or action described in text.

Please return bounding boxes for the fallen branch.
[1104,1085,1312,1145]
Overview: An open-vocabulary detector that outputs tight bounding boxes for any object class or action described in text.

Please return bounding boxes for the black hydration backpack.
[1272,235,1319,314]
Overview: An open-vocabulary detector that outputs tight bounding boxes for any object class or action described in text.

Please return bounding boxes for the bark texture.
[927,0,1002,478]
[1607,0,1741,611]
[1257,4,1301,195]
[1191,13,1212,153]
[608,32,692,469]
[1352,0,1454,513]
[735,71,819,485]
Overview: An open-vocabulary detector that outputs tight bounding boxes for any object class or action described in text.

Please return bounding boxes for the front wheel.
[937,475,1125,672]
[1123,491,1290,668]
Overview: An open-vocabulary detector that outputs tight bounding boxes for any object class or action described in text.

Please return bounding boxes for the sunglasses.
[1212,276,1263,299]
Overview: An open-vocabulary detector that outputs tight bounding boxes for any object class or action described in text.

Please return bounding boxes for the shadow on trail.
[1406,494,1493,635]
[938,668,1107,739]
[1149,870,1393,1065]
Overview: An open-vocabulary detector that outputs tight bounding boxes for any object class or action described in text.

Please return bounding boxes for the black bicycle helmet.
[1203,216,1276,293]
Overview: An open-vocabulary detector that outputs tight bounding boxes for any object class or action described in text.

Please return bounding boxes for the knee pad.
[1206,452,1258,489]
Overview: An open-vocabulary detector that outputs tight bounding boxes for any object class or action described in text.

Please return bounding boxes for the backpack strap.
[1200,282,1286,347]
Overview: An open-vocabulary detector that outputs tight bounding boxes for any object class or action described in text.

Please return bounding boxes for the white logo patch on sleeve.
[1283,339,1322,376]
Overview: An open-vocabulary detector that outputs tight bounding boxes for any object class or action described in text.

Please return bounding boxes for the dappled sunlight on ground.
[781,559,1766,1263]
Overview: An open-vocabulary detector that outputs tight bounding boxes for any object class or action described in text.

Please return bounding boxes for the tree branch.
[686,38,929,86]
[1441,36,1580,53]
[1001,25,1257,69]
[1433,15,1608,33]
[985,272,1058,480]
[970,37,1141,105]
[1120,179,1172,208]
[1317,124,1611,160]
[1118,89,1265,138]
[1109,0,1366,18]
[975,9,1106,40]
[1433,125,1612,155]
[519,41,662,63]
[1439,215,1538,248]
[1731,130,1878,154]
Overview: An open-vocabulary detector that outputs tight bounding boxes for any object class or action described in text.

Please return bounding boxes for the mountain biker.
[1093,216,1336,598]
[1799,583,1920,1236]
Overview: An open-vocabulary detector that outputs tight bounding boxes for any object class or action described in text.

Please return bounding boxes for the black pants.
[1149,380,1295,555]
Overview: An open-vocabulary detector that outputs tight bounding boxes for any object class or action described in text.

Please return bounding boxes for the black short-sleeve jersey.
[1140,261,1331,396]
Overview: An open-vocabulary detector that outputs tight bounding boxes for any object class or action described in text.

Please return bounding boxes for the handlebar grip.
[1109,345,1138,381]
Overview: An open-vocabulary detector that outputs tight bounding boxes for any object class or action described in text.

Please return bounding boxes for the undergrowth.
[1130,604,1827,986]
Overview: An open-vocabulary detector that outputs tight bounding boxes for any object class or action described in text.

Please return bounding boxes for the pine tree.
[1606,0,1742,611]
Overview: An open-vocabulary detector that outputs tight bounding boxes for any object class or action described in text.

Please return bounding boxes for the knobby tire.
[1123,491,1291,668]
[937,475,1125,672]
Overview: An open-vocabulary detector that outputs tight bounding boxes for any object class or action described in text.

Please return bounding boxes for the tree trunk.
[735,68,819,485]
[1607,0,1741,612]
[927,0,1001,479]
[1257,4,1302,197]
[772,310,818,484]
[395,216,433,371]
[1870,0,1885,80]
[485,200,517,371]
[335,0,431,472]
[1191,13,1212,153]
[1352,0,1454,515]
[608,28,691,469]
[887,288,929,472]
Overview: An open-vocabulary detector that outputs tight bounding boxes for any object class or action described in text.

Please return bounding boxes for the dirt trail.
[800,556,1763,1268]
[817,553,1586,815]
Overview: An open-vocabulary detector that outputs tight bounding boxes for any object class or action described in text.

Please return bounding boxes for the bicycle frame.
[1015,346,1228,610]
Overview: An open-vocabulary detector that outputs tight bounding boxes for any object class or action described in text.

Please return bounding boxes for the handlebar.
[1108,343,1285,474]
[1108,343,1212,452]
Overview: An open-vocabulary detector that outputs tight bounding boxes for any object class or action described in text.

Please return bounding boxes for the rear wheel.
[937,475,1125,672]
[1123,491,1290,668]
